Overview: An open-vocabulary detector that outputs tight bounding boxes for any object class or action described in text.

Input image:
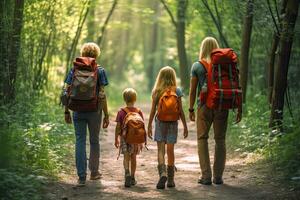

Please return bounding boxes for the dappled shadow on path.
[45,103,294,200]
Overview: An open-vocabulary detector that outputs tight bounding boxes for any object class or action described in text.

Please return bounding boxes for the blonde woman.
[148,66,188,189]
[189,37,242,185]
[64,42,109,186]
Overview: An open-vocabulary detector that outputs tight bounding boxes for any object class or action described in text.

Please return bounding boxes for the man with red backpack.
[189,37,242,185]
[64,42,109,186]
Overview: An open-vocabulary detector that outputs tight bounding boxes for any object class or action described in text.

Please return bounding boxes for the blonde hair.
[123,88,137,103]
[152,66,177,100]
[199,37,219,62]
[80,42,101,58]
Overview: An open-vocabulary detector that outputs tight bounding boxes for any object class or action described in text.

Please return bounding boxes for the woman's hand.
[183,127,188,138]
[189,111,195,122]
[114,137,120,148]
[103,115,109,128]
[147,126,153,139]
[64,112,72,124]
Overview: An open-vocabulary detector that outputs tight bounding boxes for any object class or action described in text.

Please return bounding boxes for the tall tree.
[267,0,288,105]
[200,0,230,47]
[2,0,25,102]
[160,0,189,91]
[270,0,299,129]
[96,0,118,46]
[147,1,160,91]
[240,0,254,103]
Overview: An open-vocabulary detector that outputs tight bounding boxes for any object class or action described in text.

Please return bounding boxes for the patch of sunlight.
[181,155,199,163]
[179,140,197,146]
[38,123,54,131]
[176,163,199,172]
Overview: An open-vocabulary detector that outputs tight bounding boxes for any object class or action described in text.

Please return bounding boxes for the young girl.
[148,66,188,189]
[115,88,145,187]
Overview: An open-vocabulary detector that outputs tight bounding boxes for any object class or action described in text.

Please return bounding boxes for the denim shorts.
[154,119,178,144]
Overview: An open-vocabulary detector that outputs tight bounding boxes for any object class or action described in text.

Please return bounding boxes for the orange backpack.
[199,48,242,110]
[121,108,146,145]
[157,87,180,122]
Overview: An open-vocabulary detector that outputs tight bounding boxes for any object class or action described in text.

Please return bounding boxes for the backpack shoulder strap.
[199,60,210,72]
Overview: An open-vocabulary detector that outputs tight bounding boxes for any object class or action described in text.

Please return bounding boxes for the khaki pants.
[197,105,228,179]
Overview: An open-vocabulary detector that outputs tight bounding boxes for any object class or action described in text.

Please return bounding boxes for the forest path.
[48,103,290,200]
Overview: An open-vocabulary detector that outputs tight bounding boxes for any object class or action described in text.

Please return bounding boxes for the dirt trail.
[47,103,295,200]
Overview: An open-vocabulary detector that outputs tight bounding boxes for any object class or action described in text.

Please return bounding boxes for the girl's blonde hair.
[152,66,177,100]
[80,42,101,58]
[199,37,219,62]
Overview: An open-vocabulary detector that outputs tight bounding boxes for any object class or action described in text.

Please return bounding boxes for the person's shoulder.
[192,60,205,73]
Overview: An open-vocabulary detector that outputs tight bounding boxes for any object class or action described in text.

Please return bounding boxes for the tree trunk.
[267,0,288,105]
[268,33,280,105]
[3,0,25,102]
[270,0,299,129]
[176,0,189,91]
[147,2,160,91]
[97,0,118,46]
[239,0,254,103]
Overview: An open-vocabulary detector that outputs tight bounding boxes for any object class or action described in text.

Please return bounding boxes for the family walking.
[62,36,242,188]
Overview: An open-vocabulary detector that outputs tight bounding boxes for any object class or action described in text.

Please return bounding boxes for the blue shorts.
[154,119,178,144]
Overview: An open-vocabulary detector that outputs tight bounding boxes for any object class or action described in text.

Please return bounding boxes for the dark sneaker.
[198,178,212,185]
[213,177,224,185]
[156,176,167,189]
[90,172,101,180]
[131,177,137,186]
[77,177,86,187]
[125,175,131,188]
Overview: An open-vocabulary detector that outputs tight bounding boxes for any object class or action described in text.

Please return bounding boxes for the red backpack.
[200,48,242,110]
[67,57,99,112]
[121,108,147,145]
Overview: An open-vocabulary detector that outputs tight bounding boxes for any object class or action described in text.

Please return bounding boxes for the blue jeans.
[73,111,102,178]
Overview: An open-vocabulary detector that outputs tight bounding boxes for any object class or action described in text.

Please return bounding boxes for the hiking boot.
[77,177,86,187]
[125,175,132,188]
[213,177,224,185]
[131,176,137,186]
[156,164,167,189]
[198,178,212,185]
[167,165,176,188]
[90,171,101,180]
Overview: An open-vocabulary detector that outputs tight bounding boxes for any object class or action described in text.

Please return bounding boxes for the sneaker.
[125,175,131,188]
[77,177,86,187]
[131,177,137,186]
[198,178,212,185]
[213,177,224,185]
[90,172,101,180]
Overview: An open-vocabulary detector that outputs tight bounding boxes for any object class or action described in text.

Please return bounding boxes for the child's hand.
[147,126,153,139]
[103,116,109,128]
[114,138,119,148]
[183,127,188,139]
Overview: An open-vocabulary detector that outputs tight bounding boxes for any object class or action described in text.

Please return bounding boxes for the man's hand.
[103,116,109,128]
[147,126,153,139]
[183,127,188,139]
[114,137,120,148]
[65,112,72,124]
[235,111,242,123]
[189,111,195,122]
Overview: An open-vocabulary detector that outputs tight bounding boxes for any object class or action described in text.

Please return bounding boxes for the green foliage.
[264,127,300,179]
[228,92,270,152]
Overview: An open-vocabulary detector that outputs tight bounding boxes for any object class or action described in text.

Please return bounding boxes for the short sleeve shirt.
[190,61,206,107]
[115,107,144,127]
